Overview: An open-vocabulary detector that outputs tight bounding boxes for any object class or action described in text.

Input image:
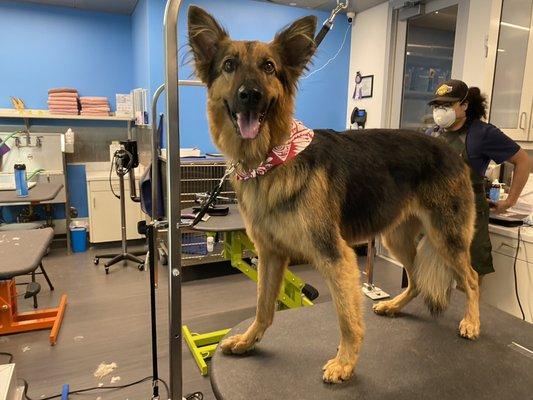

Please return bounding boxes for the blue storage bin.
[71,227,87,252]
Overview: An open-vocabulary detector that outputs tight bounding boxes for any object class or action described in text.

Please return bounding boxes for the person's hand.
[490,199,513,214]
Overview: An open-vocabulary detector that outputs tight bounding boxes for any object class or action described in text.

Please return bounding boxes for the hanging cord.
[303,22,351,80]
[0,130,21,147]
[108,149,134,199]
[513,226,526,321]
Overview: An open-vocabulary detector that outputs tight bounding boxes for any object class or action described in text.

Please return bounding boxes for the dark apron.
[440,130,495,275]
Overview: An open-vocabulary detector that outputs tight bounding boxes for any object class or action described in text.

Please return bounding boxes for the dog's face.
[188,6,316,166]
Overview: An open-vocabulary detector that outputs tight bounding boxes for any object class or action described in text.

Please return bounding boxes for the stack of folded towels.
[48,88,79,115]
[80,97,110,116]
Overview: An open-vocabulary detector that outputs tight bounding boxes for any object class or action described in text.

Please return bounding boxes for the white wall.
[345,1,391,129]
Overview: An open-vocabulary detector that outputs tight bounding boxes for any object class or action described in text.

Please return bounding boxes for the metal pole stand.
[362,239,390,300]
[93,153,145,274]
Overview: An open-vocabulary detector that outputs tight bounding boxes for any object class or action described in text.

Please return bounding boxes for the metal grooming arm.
[314,0,349,46]
[163,1,183,398]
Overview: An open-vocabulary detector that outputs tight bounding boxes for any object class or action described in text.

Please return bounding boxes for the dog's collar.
[235,119,314,181]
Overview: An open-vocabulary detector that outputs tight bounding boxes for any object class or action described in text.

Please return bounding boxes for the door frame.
[385,0,469,128]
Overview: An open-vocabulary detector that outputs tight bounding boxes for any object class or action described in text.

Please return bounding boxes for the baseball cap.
[428,79,469,105]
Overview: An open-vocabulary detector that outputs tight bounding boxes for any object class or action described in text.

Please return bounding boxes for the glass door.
[488,0,533,141]
[399,6,458,131]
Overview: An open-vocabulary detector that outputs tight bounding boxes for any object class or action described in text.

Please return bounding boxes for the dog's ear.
[188,5,228,83]
[272,16,317,80]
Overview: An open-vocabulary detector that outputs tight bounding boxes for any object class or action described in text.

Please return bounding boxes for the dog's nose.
[238,85,262,107]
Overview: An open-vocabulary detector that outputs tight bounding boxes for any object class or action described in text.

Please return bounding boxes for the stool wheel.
[93,257,99,265]
[138,263,145,271]
[105,267,109,275]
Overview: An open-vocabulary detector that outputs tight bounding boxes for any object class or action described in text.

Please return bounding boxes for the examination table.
[0,228,67,345]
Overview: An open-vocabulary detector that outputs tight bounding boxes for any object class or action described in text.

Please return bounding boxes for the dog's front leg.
[318,245,365,383]
[220,248,288,355]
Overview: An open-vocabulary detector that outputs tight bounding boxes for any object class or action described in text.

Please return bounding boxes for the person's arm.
[493,148,531,213]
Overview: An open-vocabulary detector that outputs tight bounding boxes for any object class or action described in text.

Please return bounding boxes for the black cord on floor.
[22,376,201,400]
[22,376,152,400]
[0,352,14,363]
[513,226,526,321]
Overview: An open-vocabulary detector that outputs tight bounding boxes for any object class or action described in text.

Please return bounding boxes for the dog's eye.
[263,61,275,74]
[223,59,236,73]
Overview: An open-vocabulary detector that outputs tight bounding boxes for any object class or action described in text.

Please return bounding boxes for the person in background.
[427,79,531,283]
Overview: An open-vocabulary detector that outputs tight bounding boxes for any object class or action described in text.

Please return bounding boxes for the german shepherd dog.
[188,6,480,383]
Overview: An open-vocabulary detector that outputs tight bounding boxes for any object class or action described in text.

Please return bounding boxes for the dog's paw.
[322,358,354,384]
[372,300,399,317]
[458,318,480,340]
[219,334,255,355]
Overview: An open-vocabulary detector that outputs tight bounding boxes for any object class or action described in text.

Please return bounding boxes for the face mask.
[433,107,456,128]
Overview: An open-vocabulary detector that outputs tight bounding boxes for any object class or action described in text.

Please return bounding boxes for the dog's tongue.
[237,112,260,139]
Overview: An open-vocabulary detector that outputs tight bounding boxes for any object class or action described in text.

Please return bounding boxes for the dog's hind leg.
[422,207,480,339]
[373,217,421,316]
[219,246,288,354]
[316,242,364,383]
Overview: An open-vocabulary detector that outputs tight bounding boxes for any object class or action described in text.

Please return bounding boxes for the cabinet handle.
[528,99,533,140]
[93,197,96,209]
[498,242,517,250]
[519,112,527,130]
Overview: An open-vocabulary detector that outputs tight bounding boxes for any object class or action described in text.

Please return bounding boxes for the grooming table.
[211,295,533,400]
[0,228,67,345]
[0,183,62,205]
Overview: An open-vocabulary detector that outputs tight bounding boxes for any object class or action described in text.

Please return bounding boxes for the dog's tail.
[413,236,454,316]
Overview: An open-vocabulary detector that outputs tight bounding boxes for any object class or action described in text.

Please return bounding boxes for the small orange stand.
[0,279,67,345]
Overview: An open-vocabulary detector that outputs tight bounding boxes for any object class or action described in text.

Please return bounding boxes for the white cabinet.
[483,230,533,323]
[487,0,533,141]
[87,178,144,243]
[482,252,533,323]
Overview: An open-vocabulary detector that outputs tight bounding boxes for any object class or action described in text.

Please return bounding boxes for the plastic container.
[489,180,501,202]
[70,226,88,253]
[14,164,28,197]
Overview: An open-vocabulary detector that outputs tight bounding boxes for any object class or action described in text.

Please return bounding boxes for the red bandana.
[235,120,314,181]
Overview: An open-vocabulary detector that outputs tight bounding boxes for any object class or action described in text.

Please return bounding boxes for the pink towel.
[81,106,110,112]
[49,108,79,113]
[48,88,78,94]
[81,111,110,116]
[50,110,79,115]
[81,102,108,106]
[48,100,78,106]
[80,96,107,101]
[49,93,78,99]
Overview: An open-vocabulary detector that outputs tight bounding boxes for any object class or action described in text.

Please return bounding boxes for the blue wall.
[0,0,134,109]
[132,0,151,92]
[0,0,351,223]
[140,0,351,152]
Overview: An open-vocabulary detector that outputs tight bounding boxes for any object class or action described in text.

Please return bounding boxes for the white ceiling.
[262,0,389,13]
[15,0,388,15]
[15,0,138,14]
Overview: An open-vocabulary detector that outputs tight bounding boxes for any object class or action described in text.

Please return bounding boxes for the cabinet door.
[89,190,123,243]
[482,252,532,322]
[88,186,142,243]
[489,0,533,141]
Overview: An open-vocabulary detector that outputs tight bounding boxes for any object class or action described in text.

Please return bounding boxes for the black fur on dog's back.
[295,129,468,242]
